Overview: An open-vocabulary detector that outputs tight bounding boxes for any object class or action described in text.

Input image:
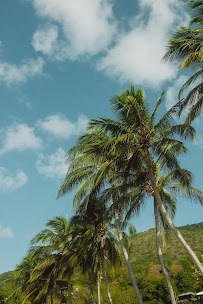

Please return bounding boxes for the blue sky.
[0,0,202,274]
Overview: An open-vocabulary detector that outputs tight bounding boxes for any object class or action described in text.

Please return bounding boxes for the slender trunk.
[50,289,54,304]
[111,175,143,303]
[145,148,203,275]
[154,201,177,304]
[67,273,72,304]
[101,236,113,304]
[114,209,144,304]
[89,272,97,304]
[98,273,101,304]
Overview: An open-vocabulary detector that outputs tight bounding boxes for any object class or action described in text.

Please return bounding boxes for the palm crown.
[163,0,203,123]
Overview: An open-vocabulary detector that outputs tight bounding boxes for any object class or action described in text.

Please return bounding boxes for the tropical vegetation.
[1,0,203,303]
[0,223,203,303]
[2,84,202,303]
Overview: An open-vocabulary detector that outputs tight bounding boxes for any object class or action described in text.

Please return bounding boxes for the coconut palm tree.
[23,251,67,304]
[154,168,203,302]
[90,86,202,268]
[29,216,75,304]
[57,130,144,304]
[7,251,46,302]
[81,86,203,274]
[163,0,203,124]
[70,197,121,304]
[133,167,202,304]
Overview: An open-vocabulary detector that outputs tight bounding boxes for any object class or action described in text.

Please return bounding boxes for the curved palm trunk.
[89,272,97,304]
[98,273,101,304]
[154,201,177,304]
[114,209,144,304]
[101,236,113,304]
[67,273,72,304]
[145,148,203,275]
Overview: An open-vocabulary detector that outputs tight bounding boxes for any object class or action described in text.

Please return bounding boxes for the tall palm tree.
[57,130,144,304]
[106,162,203,304]
[154,168,203,303]
[70,197,121,304]
[80,86,203,274]
[163,0,203,124]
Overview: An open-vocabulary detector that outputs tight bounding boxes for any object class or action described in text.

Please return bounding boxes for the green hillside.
[130,222,203,267]
[0,222,202,304]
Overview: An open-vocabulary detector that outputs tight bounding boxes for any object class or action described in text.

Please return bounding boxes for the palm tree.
[163,0,203,124]
[24,251,67,304]
[102,170,177,304]
[83,86,203,274]
[57,130,144,304]
[109,163,203,304]
[30,216,74,304]
[154,167,203,303]
[7,251,45,302]
[70,197,121,304]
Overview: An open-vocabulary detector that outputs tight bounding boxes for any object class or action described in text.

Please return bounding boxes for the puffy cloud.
[0,57,45,86]
[36,148,68,179]
[97,0,189,88]
[31,0,117,60]
[0,225,13,238]
[37,114,88,138]
[0,124,42,155]
[0,167,28,192]
[32,24,59,56]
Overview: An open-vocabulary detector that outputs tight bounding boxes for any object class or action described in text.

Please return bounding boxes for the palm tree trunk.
[114,209,144,304]
[154,201,177,304]
[67,273,72,304]
[98,273,101,304]
[50,289,54,304]
[101,236,113,304]
[145,148,203,275]
[111,177,143,304]
[89,272,97,304]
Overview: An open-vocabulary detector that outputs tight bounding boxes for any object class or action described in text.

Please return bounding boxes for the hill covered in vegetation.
[0,222,202,304]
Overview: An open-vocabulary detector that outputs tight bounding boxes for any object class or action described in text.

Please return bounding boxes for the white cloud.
[0,57,45,86]
[0,124,42,155]
[0,167,28,192]
[38,114,88,138]
[31,0,117,60]
[97,0,190,88]
[32,24,59,56]
[0,225,13,238]
[36,148,68,179]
